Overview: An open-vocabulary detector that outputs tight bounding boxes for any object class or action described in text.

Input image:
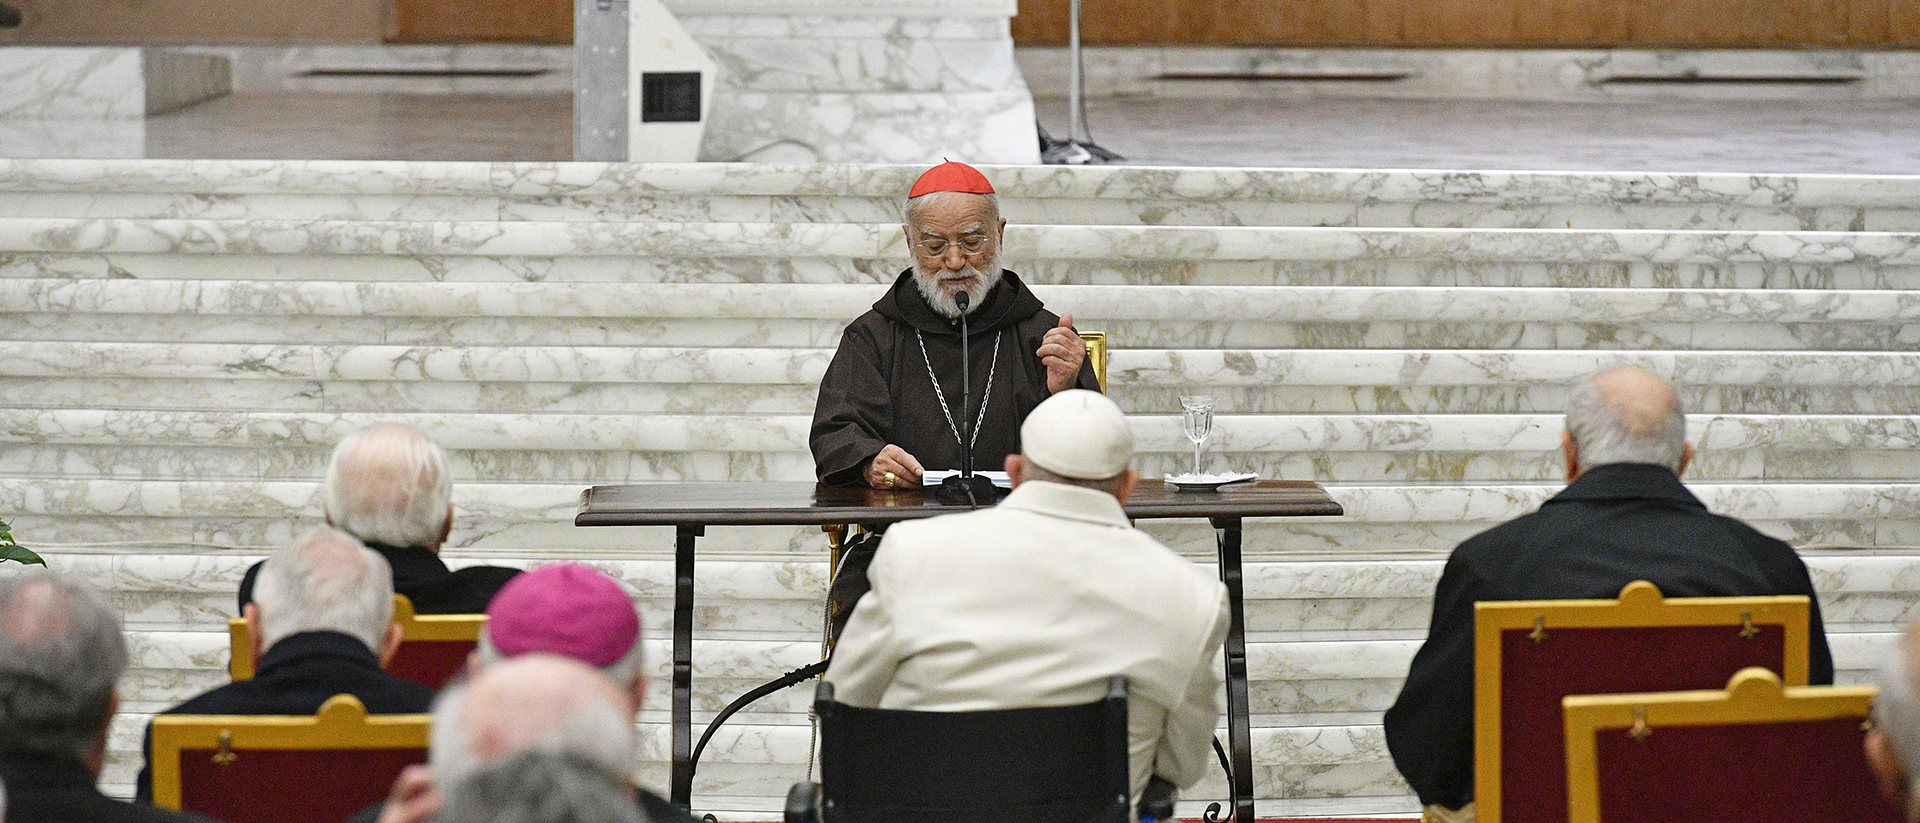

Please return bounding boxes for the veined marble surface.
[703,90,1039,164]
[9,158,1920,232]
[3,409,1915,460]
[690,23,1018,94]
[1,48,145,120]
[9,218,1920,269]
[660,0,1036,163]
[0,48,227,120]
[665,0,1014,15]
[9,159,1920,210]
[6,279,1919,327]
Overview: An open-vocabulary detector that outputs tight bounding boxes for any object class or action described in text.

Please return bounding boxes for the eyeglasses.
[914,234,993,256]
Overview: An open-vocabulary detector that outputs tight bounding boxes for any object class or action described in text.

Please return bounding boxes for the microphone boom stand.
[1039,0,1122,165]
[938,290,999,507]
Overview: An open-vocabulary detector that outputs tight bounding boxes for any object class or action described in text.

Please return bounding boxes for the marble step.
[5,280,1919,352]
[8,223,1920,291]
[5,478,1915,536]
[95,627,1909,807]
[10,481,1917,553]
[48,549,1920,631]
[7,159,1920,232]
[5,217,1920,266]
[8,374,1918,419]
[3,411,1915,484]
[4,342,1920,388]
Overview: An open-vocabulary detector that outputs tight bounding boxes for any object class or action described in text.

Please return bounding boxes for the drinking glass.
[1180,395,1215,476]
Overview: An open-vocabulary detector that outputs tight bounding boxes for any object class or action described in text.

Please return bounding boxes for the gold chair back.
[1562,668,1898,823]
[1472,580,1812,823]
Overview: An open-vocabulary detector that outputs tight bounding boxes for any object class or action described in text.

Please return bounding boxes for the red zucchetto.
[908,160,995,198]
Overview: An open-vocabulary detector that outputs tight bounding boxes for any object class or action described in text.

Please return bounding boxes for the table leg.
[671,524,703,810]
[1210,516,1256,823]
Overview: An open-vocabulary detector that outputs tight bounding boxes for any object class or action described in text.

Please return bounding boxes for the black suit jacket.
[133,631,436,804]
[2,753,221,823]
[1382,463,1835,810]
[236,542,519,615]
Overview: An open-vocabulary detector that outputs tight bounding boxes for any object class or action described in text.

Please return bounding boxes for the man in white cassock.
[825,390,1231,802]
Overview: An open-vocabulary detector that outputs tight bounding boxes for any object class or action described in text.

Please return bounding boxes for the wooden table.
[577,480,1343,821]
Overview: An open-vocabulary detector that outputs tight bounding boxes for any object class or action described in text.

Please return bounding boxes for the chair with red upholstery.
[228,594,484,690]
[1472,580,1812,823]
[1563,667,1902,823]
[148,693,429,823]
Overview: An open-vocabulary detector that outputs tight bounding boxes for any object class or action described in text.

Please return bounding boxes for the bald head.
[432,655,636,789]
[1563,367,1690,477]
[325,423,453,551]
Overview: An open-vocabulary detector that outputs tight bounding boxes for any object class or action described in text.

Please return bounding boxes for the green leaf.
[0,544,44,566]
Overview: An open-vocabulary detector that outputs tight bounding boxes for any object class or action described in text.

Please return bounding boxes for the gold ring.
[883,471,896,488]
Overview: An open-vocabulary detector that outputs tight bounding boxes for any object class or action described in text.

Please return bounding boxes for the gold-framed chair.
[1562,667,1902,823]
[1081,330,1108,393]
[228,594,485,689]
[149,693,430,823]
[1473,580,1812,823]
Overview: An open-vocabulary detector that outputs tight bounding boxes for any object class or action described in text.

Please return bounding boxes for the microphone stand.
[938,290,999,507]
[1039,0,1122,165]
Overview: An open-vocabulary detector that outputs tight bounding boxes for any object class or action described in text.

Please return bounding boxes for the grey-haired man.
[1385,366,1834,821]
[0,573,217,823]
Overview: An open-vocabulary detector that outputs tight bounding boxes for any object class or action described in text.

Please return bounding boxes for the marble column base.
[0,47,230,119]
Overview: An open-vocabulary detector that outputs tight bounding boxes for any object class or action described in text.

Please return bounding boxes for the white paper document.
[921,470,1013,489]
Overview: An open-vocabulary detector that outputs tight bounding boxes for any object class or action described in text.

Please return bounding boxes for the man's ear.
[1866,728,1911,809]
[1111,469,1140,506]
[1561,430,1581,484]
[997,216,1007,241]
[1676,442,1695,478]
[1005,454,1027,488]
[86,690,121,777]
[243,603,265,664]
[377,621,405,667]
[435,504,454,550]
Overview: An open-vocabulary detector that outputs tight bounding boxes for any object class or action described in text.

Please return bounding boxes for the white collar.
[996,480,1132,529]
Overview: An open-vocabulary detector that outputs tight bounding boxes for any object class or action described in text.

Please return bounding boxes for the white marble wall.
[667,1,1039,163]
[0,47,228,120]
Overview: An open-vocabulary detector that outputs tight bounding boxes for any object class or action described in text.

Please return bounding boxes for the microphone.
[937,288,996,506]
[956,290,972,479]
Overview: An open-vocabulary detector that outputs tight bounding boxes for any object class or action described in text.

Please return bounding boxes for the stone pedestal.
[667,0,1040,164]
[0,46,229,119]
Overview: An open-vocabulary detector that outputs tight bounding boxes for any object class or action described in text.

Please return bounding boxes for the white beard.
[912,258,1001,319]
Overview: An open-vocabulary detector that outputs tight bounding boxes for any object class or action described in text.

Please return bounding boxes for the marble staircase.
[2,159,1917,818]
